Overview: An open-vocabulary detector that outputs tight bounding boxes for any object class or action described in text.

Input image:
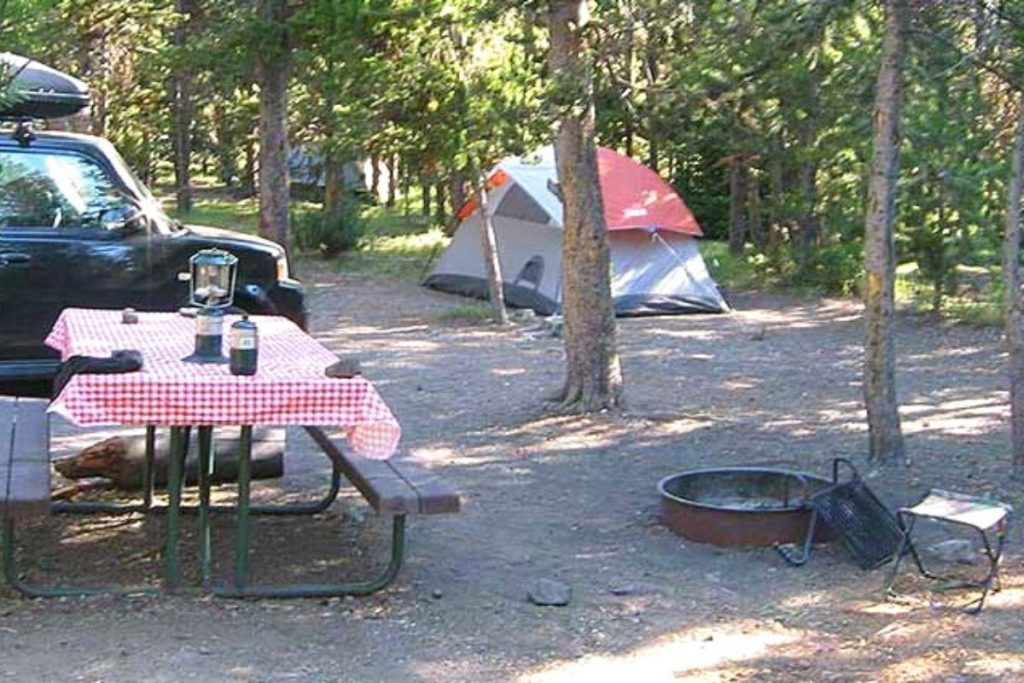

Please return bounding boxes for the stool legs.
[886,511,1009,614]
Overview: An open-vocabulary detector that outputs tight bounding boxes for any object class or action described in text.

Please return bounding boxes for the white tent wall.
[425,213,565,314]
[426,218,730,315]
[609,231,729,314]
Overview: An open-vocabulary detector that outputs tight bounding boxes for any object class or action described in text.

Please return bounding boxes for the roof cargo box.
[0,52,90,119]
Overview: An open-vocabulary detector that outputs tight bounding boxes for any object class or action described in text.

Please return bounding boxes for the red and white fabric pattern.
[46,308,401,459]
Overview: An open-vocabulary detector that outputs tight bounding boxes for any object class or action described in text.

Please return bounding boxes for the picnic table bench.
[0,397,51,589]
[0,394,460,598]
[216,427,461,598]
[0,397,50,519]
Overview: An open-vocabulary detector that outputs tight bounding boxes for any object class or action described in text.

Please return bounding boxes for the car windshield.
[0,149,134,230]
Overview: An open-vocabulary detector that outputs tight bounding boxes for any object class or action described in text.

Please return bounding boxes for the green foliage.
[292,200,367,257]
[2,0,1022,327]
[335,212,448,280]
[702,241,764,291]
[794,241,865,294]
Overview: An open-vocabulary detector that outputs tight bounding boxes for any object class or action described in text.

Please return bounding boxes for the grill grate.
[777,458,902,569]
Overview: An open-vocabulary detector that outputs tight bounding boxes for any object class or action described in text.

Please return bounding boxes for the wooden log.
[54,427,285,490]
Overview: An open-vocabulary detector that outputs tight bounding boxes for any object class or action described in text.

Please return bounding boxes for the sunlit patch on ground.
[521,621,804,683]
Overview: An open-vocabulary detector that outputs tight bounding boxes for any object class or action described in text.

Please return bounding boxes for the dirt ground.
[2,260,1024,682]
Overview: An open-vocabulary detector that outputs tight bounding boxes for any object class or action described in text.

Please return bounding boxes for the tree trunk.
[797,32,824,267]
[434,181,446,223]
[370,151,381,202]
[645,49,660,173]
[256,0,291,251]
[1004,96,1024,479]
[241,133,257,198]
[798,157,820,265]
[768,148,785,256]
[322,150,346,229]
[55,429,285,490]
[472,163,509,325]
[622,0,635,157]
[387,154,397,208]
[863,0,908,467]
[747,168,765,251]
[728,159,748,255]
[932,199,947,314]
[213,99,235,186]
[549,0,624,412]
[170,0,196,214]
[449,169,466,215]
[421,178,431,216]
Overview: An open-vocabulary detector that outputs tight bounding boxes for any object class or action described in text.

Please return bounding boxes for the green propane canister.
[229,315,259,376]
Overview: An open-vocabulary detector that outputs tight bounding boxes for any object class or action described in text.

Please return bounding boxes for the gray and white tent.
[424,146,729,316]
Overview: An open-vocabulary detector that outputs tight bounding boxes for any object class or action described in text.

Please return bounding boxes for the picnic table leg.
[164,426,187,590]
[197,426,215,590]
[213,515,406,599]
[233,425,253,590]
[142,425,156,510]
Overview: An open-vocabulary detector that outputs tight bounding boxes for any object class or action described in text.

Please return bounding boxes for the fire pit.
[658,467,834,547]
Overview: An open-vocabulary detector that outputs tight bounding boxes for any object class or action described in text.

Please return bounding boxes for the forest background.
[2,0,1020,323]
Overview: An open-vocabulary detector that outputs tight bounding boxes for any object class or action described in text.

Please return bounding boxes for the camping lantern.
[183,248,238,363]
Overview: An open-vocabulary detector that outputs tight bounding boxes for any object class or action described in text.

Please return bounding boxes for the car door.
[0,147,158,360]
[0,224,74,360]
[0,150,77,360]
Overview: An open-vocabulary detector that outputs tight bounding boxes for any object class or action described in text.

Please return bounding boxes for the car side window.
[0,149,129,230]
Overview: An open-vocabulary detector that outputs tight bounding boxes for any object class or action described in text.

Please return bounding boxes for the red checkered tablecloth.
[45,308,401,459]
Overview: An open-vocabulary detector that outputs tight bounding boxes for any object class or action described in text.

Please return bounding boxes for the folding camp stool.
[885,489,1012,614]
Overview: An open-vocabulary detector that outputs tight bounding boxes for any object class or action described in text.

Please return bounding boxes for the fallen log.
[54,427,285,490]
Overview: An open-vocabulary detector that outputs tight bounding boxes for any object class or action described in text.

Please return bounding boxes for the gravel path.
[2,261,1022,682]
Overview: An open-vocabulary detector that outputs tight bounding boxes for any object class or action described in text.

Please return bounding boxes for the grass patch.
[158,184,448,280]
[331,203,448,280]
[436,303,496,324]
[335,228,449,280]
[168,196,261,234]
[895,261,1002,326]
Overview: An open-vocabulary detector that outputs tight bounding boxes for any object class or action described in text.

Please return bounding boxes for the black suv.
[0,129,307,393]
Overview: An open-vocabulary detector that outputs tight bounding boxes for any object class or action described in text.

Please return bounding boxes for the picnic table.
[0,308,458,599]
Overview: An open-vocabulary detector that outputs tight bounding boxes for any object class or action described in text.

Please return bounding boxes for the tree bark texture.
[387,154,398,207]
[1004,96,1024,478]
[747,169,765,251]
[241,133,257,198]
[768,148,785,255]
[728,159,748,255]
[213,99,236,186]
[421,179,431,216]
[322,150,347,230]
[171,0,196,214]
[448,169,467,235]
[434,181,446,223]
[256,0,291,251]
[797,30,824,266]
[471,163,509,325]
[55,429,285,490]
[644,49,660,173]
[622,0,635,157]
[549,0,624,412]
[863,0,907,467]
[370,152,381,202]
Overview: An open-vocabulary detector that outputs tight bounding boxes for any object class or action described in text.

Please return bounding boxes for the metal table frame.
[3,425,406,599]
